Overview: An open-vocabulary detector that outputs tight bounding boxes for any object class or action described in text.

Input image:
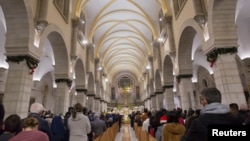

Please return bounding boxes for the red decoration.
[210,61,214,67]
[30,68,35,75]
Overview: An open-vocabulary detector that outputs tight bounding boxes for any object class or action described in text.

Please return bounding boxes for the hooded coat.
[162,122,186,141]
[68,112,91,141]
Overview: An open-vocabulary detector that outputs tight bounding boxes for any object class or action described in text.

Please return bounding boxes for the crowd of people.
[0,87,250,141]
[0,102,122,141]
[129,87,250,141]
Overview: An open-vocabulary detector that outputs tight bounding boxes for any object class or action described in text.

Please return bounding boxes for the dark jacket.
[183,103,241,141]
[91,118,107,137]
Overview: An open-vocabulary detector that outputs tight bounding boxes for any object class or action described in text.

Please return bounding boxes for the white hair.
[30,103,45,114]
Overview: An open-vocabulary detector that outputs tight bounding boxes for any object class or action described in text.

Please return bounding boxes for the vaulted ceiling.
[79,0,168,83]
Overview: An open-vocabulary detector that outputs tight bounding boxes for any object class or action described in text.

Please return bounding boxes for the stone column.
[0,68,7,94]
[208,49,247,105]
[192,82,200,109]
[163,85,175,110]
[55,78,72,115]
[104,101,107,112]
[3,62,31,118]
[150,95,156,110]
[75,89,87,107]
[165,16,176,56]
[144,99,148,110]
[94,97,101,112]
[176,74,193,111]
[100,99,103,112]
[86,95,95,112]
[70,19,79,60]
[155,92,163,110]
[4,56,39,118]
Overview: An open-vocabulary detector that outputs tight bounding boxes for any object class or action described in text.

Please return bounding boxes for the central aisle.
[114,124,138,141]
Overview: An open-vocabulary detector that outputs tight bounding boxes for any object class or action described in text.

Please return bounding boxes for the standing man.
[90,112,107,139]
[29,102,52,141]
[183,87,240,141]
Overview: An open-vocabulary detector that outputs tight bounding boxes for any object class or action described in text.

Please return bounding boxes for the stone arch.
[1,0,35,55]
[47,32,69,77]
[196,65,215,108]
[197,66,215,91]
[38,24,69,80]
[155,69,162,92]
[33,39,54,81]
[163,55,174,86]
[235,0,250,59]
[32,71,55,111]
[177,19,205,75]
[74,59,86,88]
[0,7,7,68]
[177,27,196,75]
[207,0,238,47]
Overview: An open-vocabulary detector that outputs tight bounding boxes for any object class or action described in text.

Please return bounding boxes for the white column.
[75,92,85,106]
[155,92,163,110]
[164,87,175,110]
[213,53,247,105]
[54,80,70,115]
[3,61,33,118]
[178,76,193,111]
[151,95,156,110]
[86,95,95,112]
[94,98,100,112]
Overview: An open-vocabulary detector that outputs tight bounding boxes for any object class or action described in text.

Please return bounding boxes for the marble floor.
[114,124,138,141]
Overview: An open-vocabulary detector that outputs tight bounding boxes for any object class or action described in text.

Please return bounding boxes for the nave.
[114,124,138,141]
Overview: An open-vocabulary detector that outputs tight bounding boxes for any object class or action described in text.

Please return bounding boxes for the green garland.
[6,55,39,69]
[206,47,237,65]
[55,78,72,87]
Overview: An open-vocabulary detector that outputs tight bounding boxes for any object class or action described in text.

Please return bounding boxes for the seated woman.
[9,117,49,141]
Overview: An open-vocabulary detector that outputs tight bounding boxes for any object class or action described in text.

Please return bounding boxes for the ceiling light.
[158,38,164,42]
[82,40,88,44]
[80,19,85,24]
[98,66,102,71]
[146,64,151,69]
[105,78,108,82]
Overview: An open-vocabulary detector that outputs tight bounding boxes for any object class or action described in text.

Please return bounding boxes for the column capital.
[55,78,72,88]
[155,91,163,95]
[95,97,101,100]
[6,55,39,69]
[6,55,39,75]
[206,47,237,67]
[35,20,48,34]
[176,74,192,83]
[75,88,87,93]
[162,85,174,91]
[87,93,95,97]
[165,16,172,26]
[150,95,156,98]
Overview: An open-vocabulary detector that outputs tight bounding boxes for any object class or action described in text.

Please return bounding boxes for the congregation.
[0,102,121,141]
[0,88,250,141]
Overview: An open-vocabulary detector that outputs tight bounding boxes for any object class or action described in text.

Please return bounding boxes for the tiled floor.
[115,124,138,141]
